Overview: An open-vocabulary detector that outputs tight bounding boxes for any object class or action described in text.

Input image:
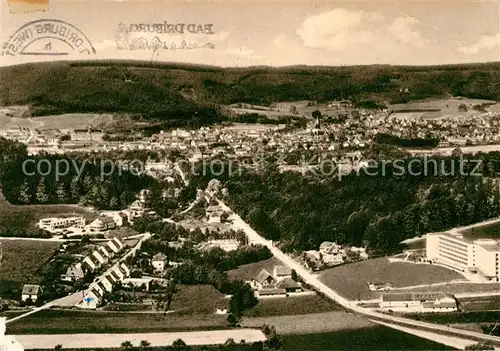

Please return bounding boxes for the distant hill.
[1,60,500,121]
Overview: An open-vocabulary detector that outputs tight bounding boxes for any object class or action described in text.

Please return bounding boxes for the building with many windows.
[426,232,500,282]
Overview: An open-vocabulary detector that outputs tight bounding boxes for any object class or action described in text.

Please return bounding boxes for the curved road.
[217,199,500,347]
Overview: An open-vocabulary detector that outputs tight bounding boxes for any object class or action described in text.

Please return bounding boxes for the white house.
[82,255,99,271]
[88,216,116,232]
[205,205,224,223]
[98,246,110,258]
[152,253,167,271]
[92,250,107,265]
[106,237,124,254]
[99,277,113,292]
[380,292,457,312]
[38,216,85,232]
[208,239,240,252]
[319,241,345,265]
[21,284,41,302]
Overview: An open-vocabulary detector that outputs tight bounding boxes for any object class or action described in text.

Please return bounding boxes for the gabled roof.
[22,284,40,295]
[275,277,301,290]
[65,265,84,277]
[110,270,121,281]
[256,269,275,284]
[152,253,167,262]
[274,266,292,277]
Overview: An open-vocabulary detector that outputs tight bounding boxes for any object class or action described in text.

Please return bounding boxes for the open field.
[318,258,464,300]
[0,113,114,133]
[0,197,96,232]
[5,309,229,334]
[226,257,281,281]
[241,311,373,334]
[0,239,60,283]
[389,97,498,119]
[169,284,228,315]
[281,327,454,351]
[244,294,340,317]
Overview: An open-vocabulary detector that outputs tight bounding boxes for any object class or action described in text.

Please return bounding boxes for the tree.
[291,269,298,281]
[54,345,62,350]
[109,196,119,210]
[172,338,187,349]
[120,341,133,349]
[458,103,468,112]
[56,182,68,203]
[36,177,49,203]
[70,176,80,199]
[18,178,32,204]
[139,340,151,348]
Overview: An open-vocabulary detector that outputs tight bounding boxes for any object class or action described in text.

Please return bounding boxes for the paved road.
[217,199,500,346]
[15,329,266,349]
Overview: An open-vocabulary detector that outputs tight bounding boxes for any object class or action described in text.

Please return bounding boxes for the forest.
[0,138,156,210]
[2,61,500,122]
[183,152,500,255]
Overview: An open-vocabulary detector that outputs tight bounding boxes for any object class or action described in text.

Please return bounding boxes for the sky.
[1,0,500,67]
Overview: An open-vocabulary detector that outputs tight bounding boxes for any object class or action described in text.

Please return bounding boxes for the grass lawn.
[168,284,229,315]
[319,258,464,300]
[5,309,228,334]
[281,327,454,350]
[0,239,60,283]
[226,257,281,281]
[244,294,340,317]
[0,197,96,232]
[242,311,373,334]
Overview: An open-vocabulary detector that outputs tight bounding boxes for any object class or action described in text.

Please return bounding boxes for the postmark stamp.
[1,19,96,56]
[116,22,216,60]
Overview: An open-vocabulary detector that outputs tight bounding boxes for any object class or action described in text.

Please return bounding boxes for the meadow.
[281,327,454,350]
[0,239,60,283]
[244,294,340,317]
[0,113,114,133]
[5,309,228,334]
[318,258,464,300]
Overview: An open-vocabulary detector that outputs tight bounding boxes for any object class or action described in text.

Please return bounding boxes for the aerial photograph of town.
[3,1,500,350]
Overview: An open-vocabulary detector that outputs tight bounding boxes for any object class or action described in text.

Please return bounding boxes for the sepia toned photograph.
[2,0,500,350]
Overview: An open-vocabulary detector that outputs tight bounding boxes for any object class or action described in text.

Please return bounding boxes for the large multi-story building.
[426,232,500,282]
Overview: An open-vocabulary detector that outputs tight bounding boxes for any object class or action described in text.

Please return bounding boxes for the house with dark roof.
[254,269,277,289]
[273,266,292,279]
[275,277,302,293]
[152,253,167,271]
[21,284,41,302]
[61,263,85,282]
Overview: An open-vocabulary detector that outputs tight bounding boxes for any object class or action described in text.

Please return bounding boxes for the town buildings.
[426,231,500,282]
[38,216,86,232]
[379,292,457,312]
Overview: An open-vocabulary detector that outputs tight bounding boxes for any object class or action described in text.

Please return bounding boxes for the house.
[77,289,100,309]
[88,216,116,231]
[319,241,345,265]
[152,253,167,271]
[273,266,292,279]
[257,288,287,297]
[101,211,129,227]
[275,277,302,293]
[368,282,394,291]
[106,237,124,254]
[215,308,228,315]
[21,284,41,302]
[98,246,110,258]
[205,205,224,223]
[99,277,113,292]
[380,292,457,311]
[207,239,240,252]
[82,255,100,272]
[254,269,277,289]
[61,263,85,282]
[38,216,86,232]
[92,250,107,265]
